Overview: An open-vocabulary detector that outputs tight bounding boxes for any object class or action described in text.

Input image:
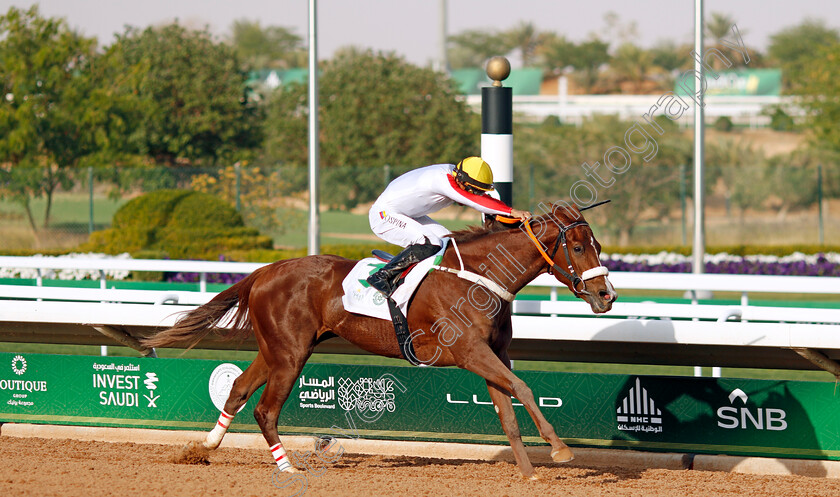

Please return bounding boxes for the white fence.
[0,256,838,375]
[463,94,801,127]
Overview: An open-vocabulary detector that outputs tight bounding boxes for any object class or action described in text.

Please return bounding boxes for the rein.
[523,218,608,296]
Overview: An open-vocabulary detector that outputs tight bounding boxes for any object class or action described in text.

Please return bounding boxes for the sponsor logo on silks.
[616,377,663,433]
[208,363,244,413]
[11,355,26,375]
[378,211,407,229]
[372,292,386,306]
[445,391,562,408]
[717,388,788,431]
[143,372,160,408]
[386,216,407,229]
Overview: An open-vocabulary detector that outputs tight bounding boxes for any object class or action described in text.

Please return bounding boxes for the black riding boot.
[367,240,441,296]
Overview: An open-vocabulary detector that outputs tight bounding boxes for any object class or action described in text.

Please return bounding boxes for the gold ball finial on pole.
[486,56,511,87]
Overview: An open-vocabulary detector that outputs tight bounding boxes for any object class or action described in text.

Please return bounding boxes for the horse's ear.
[550,200,580,222]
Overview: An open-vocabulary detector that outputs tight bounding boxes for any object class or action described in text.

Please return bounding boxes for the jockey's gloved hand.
[510,209,532,222]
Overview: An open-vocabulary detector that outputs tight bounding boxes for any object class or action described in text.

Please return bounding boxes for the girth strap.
[386,298,420,366]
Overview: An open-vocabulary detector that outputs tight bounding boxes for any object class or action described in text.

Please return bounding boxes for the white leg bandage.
[203,410,234,449]
[270,442,293,472]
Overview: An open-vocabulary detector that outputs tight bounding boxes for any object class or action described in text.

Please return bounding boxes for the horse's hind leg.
[202,352,269,450]
[254,353,313,473]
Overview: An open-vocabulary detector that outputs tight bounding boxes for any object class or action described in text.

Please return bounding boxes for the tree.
[610,43,656,93]
[98,23,262,167]
[447,29,512,69]
[229,19,304,69]
[768,19,840,91]
[571,40,611,92]
[538,33,576,75]
[705,12,759,69]
[504,22,541,67]
[798,42,840,153]
[706,140,769,219]
[263,50,478,209]
[705,12,738,41]
[515,115,689,246]
[0,6,101,233]
[601,11,639,47]
[650,40,690,74]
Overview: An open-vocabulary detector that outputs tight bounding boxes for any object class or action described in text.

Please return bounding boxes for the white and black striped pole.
[482,56,513,206]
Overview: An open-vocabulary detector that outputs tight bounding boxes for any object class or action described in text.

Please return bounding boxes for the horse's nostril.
[599,290,612,302]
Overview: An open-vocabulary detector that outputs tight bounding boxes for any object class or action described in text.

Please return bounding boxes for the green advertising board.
[1,352,838,460]
[675,68,782,96]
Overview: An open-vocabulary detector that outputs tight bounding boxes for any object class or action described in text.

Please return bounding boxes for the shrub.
[80,189,270,259]
[166,191,244,229]
[714,116,733,132]
[112,190,192,229]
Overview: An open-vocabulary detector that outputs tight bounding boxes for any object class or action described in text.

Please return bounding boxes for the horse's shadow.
[548,466,639,483]
[336,454,648,482]
[594,319,827,478]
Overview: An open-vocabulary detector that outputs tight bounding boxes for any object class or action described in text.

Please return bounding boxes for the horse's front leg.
[460,345,574,465]
[486,376,537,479]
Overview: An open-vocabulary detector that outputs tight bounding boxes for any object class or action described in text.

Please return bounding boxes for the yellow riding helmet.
[453,157,495,192]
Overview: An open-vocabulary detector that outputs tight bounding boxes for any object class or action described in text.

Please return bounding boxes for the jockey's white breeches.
[369,206,451,248]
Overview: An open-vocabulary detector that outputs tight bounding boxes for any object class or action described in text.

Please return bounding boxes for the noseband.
[523,218,609,296]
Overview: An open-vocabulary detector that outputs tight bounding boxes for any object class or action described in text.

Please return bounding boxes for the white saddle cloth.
[341,242,447,320]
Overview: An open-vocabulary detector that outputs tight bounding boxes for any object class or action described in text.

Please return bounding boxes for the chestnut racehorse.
[141,202,616,479]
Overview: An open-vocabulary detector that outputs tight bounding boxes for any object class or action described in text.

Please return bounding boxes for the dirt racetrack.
[3,436,840,497]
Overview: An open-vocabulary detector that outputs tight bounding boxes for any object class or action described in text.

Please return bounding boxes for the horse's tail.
[141,269,261,350]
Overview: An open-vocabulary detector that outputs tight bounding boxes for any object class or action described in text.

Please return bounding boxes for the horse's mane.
[448,218,517,243]
[448,206,587,245]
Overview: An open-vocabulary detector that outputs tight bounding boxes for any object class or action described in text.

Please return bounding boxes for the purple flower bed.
[163,255,250,285]
[165,271,248,285]
[161,252,840,285]
[602,253,840,277]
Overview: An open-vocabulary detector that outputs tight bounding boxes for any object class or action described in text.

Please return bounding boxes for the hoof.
[551,447,575,463]
[280,466,302,473]
[522,472,541,481]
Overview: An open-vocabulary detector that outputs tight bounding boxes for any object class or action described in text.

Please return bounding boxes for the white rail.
[1,256,839,373]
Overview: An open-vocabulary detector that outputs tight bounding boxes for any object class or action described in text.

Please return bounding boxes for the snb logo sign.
[717,388,787,431]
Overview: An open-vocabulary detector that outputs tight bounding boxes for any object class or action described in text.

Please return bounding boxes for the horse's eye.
[573,245,584,254]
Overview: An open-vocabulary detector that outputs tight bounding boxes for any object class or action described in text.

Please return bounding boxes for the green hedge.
[112,190,192,229]
[80,189,270,259]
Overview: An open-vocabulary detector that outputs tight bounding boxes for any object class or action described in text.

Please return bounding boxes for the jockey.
[367,157,531,296]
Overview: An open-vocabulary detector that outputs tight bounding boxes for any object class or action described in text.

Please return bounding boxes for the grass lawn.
[270,209,479,247]
[0,193,125,229]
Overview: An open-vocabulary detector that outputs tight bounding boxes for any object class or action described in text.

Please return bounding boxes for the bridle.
[521,217,609,297]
